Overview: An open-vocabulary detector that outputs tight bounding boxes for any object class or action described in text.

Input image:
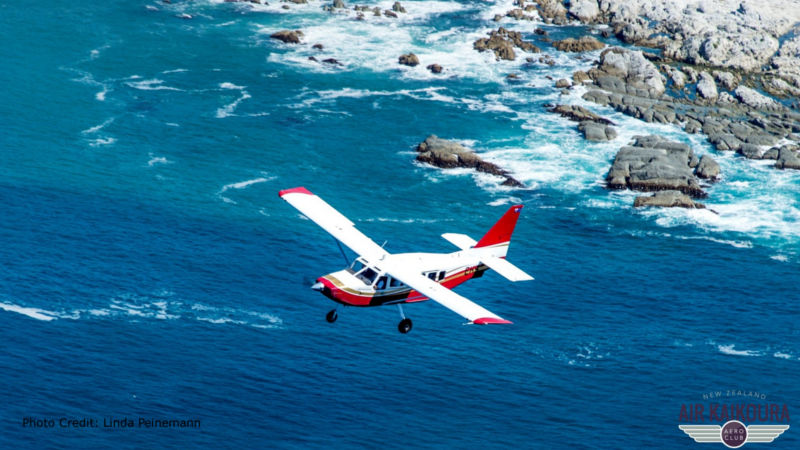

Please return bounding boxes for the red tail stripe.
[475,204,523,248]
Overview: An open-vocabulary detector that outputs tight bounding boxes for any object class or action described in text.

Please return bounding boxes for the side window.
[375,276,387,290]
[358,268,378,284]
[438,271,446,281]
[427,272,436,280]
[389,277,402,287]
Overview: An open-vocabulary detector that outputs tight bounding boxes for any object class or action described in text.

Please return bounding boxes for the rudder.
[474,205,523,248]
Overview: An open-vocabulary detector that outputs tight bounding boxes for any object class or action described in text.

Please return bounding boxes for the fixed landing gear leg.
[326,308,338,323]
[396,304,412,334]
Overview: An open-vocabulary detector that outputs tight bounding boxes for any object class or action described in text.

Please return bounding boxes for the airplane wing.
[381,259,512,325]
[279,187,389,263]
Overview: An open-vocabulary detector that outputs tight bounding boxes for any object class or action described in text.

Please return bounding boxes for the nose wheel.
[326,309,338,323]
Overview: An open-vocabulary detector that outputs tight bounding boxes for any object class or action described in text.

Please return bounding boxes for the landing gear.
[326,309,338,323]
[398,318,413,334]
[396,304,412,334]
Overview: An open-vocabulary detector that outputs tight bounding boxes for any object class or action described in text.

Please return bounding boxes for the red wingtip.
[473,317,513,325]
[278,186,313,197]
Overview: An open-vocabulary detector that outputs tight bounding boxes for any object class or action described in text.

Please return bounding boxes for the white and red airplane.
[279,187,533,333]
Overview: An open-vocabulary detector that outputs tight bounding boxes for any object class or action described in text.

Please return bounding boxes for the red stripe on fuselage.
[316,265,487,307]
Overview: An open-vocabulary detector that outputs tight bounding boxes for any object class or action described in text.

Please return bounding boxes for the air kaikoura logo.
[678,390,790,448]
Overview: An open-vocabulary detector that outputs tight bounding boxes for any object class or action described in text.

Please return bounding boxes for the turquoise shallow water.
[1,1,798,448]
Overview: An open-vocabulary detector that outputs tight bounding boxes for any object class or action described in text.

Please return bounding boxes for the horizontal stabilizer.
[441,233,477,250]
[482,257,534,282]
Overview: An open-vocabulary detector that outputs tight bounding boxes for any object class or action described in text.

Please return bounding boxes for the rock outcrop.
[426,64,443,74]
[552,36,605,52]
[270,30,303,44]
[588,48,666,97]
[416,135,523,187]
[775,146,800,170]
[695,155,720,180]
[606,135,706,197]
[473,27,540,61]
[398,53,419,67]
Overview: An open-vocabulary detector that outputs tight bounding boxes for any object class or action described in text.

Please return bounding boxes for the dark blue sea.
[1,1,798,448]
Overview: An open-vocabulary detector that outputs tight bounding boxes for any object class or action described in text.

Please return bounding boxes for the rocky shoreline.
[265,0,800,209]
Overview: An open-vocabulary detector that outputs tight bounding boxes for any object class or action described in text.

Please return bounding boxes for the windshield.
[348,258,366,274]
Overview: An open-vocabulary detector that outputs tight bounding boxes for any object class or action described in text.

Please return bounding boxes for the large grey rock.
[588,48,665,97]
[415,135,524,186]
[579,121,617,141]
[734,86,780,110]
[739,144,763,159]
[696,72,718,101]
[634,190,705,209]
[775,146,800,170]
[606,135,705,197]
[533,0,568,24]
[695,154,720,180]
[568,0,600,23]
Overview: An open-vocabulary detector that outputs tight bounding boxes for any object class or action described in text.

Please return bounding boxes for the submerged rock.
[415,135,523,187]
[634,191,705,209]
[550,104,614,125]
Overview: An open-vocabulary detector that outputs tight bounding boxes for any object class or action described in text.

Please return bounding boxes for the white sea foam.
[220,177,271,192]
[718,344,761,357]
[488,196,522,206]
[217,176,274,204]
[81,118,114,135]
[125,78,182,91]
[0,295,282,329]
[216,84,252,118]
[773,352,793,360]
[88,137,117,147]
[0,302,59,321]
[147,154,172,167]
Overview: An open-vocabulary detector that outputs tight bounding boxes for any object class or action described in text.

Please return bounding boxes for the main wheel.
[398,318,413,334]
[326,309,338,323]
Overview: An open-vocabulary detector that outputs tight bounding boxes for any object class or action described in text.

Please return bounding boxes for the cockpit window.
[389,277,403,288]
[356,267,378,285]
[374,276,387,290]
[427,272,437,280]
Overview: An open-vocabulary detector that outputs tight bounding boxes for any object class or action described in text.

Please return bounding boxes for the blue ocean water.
[1,0,798,448]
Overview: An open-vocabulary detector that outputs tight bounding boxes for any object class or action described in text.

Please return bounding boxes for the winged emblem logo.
[679,420,790,448]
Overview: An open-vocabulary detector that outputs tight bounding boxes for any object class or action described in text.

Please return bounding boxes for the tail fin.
[475,205,523,248]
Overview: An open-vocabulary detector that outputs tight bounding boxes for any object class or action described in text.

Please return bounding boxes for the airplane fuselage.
[313,252,489,307]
